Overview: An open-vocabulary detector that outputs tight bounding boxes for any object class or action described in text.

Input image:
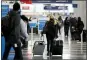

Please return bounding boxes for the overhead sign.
[21,4,34,12]
[22,6,30,10]
[32,0,72,3]
[20,0,32,4]
[73,4,78,8]
[20,0,72,3]
[44,6,68,10]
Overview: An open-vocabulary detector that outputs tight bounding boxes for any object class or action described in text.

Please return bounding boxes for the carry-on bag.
[74,32,81,41]
[52,39,63,55]
[33,36,45,56]
[83,30,87,42]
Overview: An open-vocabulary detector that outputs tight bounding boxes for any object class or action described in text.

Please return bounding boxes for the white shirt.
[20,19,28,41]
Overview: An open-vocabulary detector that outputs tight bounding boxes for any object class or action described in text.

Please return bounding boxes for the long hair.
[49,18,54,23]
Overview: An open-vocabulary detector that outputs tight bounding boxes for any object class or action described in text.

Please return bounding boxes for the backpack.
[1,14,14,37]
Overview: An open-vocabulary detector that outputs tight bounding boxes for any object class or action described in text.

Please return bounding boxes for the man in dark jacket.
[2,2,23,60]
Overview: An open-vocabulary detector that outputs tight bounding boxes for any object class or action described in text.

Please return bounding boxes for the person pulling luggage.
[41,17,56,56]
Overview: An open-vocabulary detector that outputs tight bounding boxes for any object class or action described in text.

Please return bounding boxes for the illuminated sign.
[22,6,30,10]
[32,0,72,3]
[20,0,72,3]
[44,6,68,10]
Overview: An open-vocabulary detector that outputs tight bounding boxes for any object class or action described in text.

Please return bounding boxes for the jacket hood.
[8,10,17,17]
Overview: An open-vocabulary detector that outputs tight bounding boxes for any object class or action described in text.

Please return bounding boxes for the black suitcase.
[52,40,63,55]
[83,30,87,42]
[74,32,81,40]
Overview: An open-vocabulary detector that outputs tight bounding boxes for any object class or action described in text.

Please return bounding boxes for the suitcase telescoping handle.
[54,41,61,46]
[59,41,62,46]
[54,39,63,46]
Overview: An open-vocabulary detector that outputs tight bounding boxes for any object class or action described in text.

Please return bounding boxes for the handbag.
[42,21,48,34]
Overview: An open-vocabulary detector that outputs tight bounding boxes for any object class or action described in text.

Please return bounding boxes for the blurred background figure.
[54,17,59,38]
[20,15,29,49]
[70,17,77,40]
[77,17,84,41]
[27,16,32,35]
[57,16,63,35]
[64,17,70,37]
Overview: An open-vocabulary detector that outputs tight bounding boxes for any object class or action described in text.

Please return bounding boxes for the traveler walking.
[70,17,77,40]
[42,17,56,56]
[2,2,23,60]
[64,17,70,37]
[57,16,63,35]
[77,17,84,41]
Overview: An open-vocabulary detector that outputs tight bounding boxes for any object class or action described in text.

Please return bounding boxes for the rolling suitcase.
[33,36,45,56]
[74,32,81,41]
[52,40,63,55]
[83,30,87,42]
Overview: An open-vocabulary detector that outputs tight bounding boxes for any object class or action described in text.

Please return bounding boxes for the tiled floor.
[8,27,86,60]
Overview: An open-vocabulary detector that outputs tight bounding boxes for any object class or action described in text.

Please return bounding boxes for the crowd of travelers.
[1,2,84,60]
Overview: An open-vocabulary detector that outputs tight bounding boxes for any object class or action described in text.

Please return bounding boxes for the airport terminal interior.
[1,0,87,60]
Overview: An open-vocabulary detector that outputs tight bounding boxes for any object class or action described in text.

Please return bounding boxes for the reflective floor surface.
[7,27,86,60]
